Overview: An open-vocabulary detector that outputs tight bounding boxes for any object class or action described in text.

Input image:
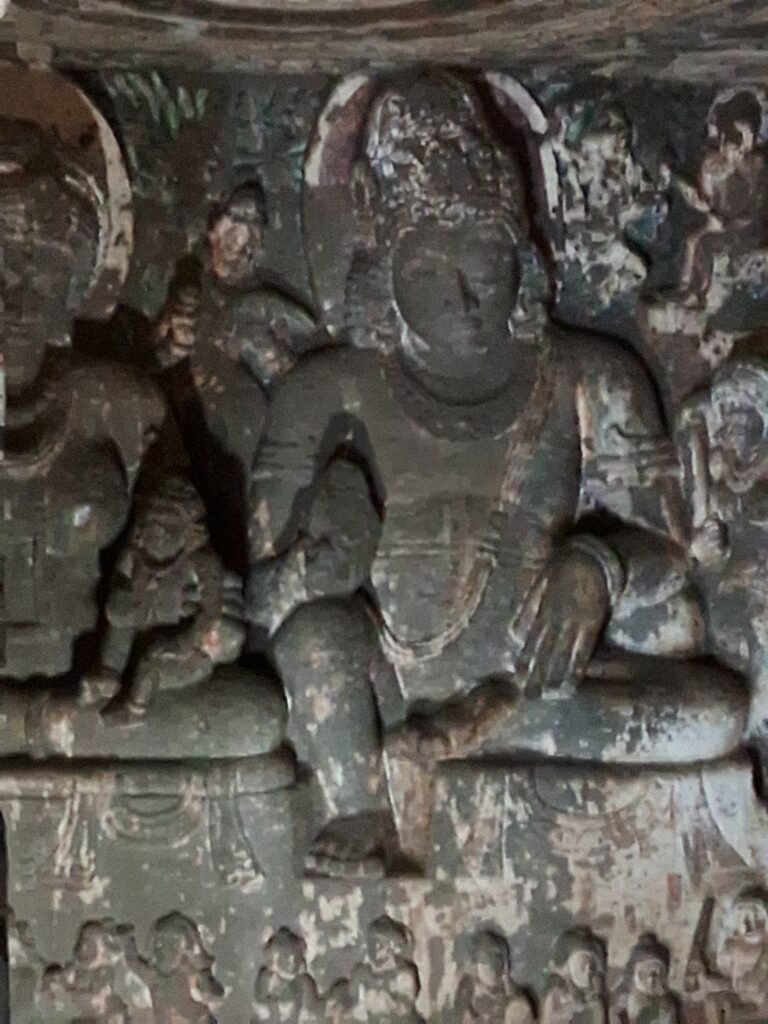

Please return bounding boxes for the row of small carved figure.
[12,894,768,1023]
[251,916,768,1024]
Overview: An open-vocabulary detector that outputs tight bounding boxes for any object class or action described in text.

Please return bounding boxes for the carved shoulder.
[555,328,665,442]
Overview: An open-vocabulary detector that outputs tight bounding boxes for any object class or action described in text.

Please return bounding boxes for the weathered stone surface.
[2,53,768,1024]
[2,0,768,81]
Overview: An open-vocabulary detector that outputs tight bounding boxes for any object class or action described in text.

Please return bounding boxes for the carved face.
[392,218,518,401]
[152,928,187,975]
[208,189,265,287]
[0,126,99,393]
[136,519,187,564]
[723,122,755,155]
[474,944,506,986]
[267,936,304,979]
[369,928,405,970]
[201,619,244,664]
[360,79,532,405]
[709,401,768,493]
[566,949,602,994]
[75,926,111,969]
[709,92,763,162]
[1,181,73,391]
[632,955,667,996]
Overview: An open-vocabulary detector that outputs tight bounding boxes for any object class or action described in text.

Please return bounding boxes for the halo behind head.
[0,63,133,319]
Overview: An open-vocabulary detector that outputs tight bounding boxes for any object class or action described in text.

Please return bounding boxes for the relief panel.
[0,58,767,1024]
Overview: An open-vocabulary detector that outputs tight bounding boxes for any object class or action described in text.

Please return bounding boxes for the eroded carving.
[672,90,768,306]
[0,118,165,681]
[678,358,768,736]
[609,936,678,1024]
[253,928,320,1024]
[4,59,768,1024]
[455,930,534,1024]
[40,920,151,1024]
[250,70,746,876]
[550,98,668,326]
[155,180,320,552]
[642,88,768,396]
[9,913,42,1024]
[36,913,222,1024]
[147,913,224,1024]
[541,930,607,1024]
[685,890,768,1023]
[350,917,423,1024]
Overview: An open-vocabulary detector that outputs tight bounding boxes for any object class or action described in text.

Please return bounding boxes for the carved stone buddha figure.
[246,72,748,874]
[609,935,679,1024]
[351,917,423,1024]
[454,930,534,1024]
[0,119,165,680]
[541,930,607,1024]
[147,913,223,1024]
[1,36,768,1024]
[252,928,320,1024]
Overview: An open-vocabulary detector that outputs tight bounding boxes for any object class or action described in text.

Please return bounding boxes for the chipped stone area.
[6,757,768,1021]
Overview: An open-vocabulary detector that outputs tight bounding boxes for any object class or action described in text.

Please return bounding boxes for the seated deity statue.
[0,457,288,759]
[252,928,321,1024]
[609,935,679,1024]
[39,921,151,1024]
[0,110,287,761]
[350,917,423,1024]
[684,889,768,1023]
[541,930,607,1024]
[243,71,748,875]
[146,913,223,1024]
[454,930,534,1024]
[0,117,166,681]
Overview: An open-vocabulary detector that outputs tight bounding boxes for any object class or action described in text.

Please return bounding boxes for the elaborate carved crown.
[363,74,527,232]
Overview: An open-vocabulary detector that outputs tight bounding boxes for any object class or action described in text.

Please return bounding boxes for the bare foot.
[305,812,397,879]
[77,671,122,710]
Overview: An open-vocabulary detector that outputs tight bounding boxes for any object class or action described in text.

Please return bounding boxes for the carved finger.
[544,629,580,692]
[222,592,245,611]
[518,621,554,686]
[566,626,598,682]
[508,574,549,651]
